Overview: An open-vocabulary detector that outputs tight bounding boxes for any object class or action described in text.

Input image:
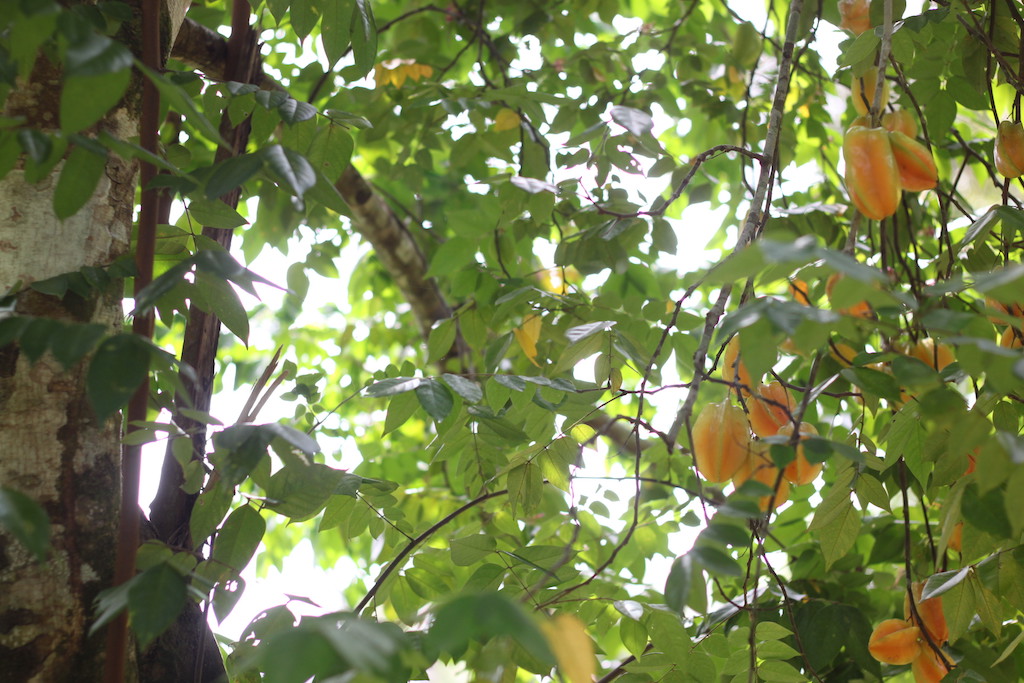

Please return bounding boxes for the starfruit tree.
[2,1,1024,682]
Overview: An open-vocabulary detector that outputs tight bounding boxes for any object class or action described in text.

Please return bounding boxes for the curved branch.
[354,489,508,614]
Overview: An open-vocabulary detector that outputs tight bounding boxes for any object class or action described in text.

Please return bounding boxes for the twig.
[354,489,508,614]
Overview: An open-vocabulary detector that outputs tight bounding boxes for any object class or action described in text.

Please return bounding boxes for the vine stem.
[103,0,160,679]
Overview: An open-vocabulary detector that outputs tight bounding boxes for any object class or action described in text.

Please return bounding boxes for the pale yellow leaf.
[541,614,596,683]
[494,108,521,132]
[568,424,596,443]
[609,367,623,394]
[513,314,542,366]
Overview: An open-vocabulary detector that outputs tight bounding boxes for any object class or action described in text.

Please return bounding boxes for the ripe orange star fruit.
[776,422,822,485]
[843,125,901,220]
[882,109,918,137]
[722,336,755,393]
[838,0,872,35]
[732,441,790,511]
[904,581,949,644]
[829,341,859,367]
[889,131,938,192]
[789,278,812,306]
[826,273,873,318]
[747,381,795,438]
[986,297,1024,324]
[692,401,751,483]
[912,645,952,683]
[868,618,922,665]
[999,326,1023,348]
[995,120,1024,178]
[898,337,955,371]
[851,67,889,116]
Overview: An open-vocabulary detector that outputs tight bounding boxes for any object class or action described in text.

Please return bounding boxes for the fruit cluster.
[842,85,938,220]
[691,338,822,511]
[868,582,952,682]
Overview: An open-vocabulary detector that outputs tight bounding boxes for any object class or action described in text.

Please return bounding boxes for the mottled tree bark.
[0,2,190,680]
[0,58,138,682]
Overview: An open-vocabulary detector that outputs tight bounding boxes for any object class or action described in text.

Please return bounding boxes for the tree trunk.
[0,2,190,679]
[0,57,138,681]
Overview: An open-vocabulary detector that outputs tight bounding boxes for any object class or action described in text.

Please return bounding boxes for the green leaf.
[65,33,133,78]
[450,534,496,566]
[264,463,345,520]
[265,0,290,23]
[942,580,975,644]
[565,320,615,343]
[507,463,543,516]
[665,553,694,613]
[808,479,860,569]
[970,573,1002,636]
[510,175,557,194]
[17,128,50,164]
[212,575,246,623]
[349,0,377,78]
[191,271,249,345]
[415,380,453,422]
[255,629,346,683]
[136,63,225,146]
[51,321,105,368]
[262,144,316,199]
[690,545,743,578]
[87,334,151,422]
[306,124,353,184]
[277,97,318,125]
[212,505,266,572]
[53,143,106,219]
[427,593,555,665]
[128,563,187,649]
[427,318,457,364]
[961,484,1012,538]
[214,424,275,485]
[365,377,423,397]
[755,660,806,682]
[204,153,264,200]
[190,481,234,546]
[609,105,653,137]
[290,0,319,41]
[441,373,483,403]
[187,198,248,228]
[383,390,420,435]
[60,68,130,133]
[321,0,353,65]
[0,486,51,561]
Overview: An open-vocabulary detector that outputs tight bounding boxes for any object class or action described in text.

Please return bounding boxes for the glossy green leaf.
[320,0,353,65]
[212,505,266,573]
[128,563,187,649]
[0,486,51,561]
[349,0,377,78]
[187,198,248,228]
[60,68,130,133]
[87,333,151,422]
[415,380,453,422]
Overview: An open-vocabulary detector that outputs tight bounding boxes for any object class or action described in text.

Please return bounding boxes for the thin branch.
[104,0,160,674]
[354,489,508,614]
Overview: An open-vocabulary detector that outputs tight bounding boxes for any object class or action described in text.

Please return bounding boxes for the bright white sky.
[137,0,923,661]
